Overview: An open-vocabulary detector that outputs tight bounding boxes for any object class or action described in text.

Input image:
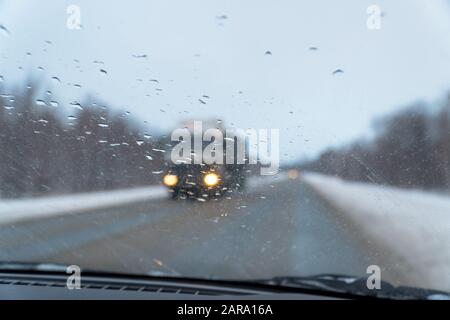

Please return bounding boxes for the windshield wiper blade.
[1,263,448,299]
[257,274,450,300]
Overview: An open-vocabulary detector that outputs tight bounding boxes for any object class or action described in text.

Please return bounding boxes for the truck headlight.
[163,174,178,187]
[203,172,220,187]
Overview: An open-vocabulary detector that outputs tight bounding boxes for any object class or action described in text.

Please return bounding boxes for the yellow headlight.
[203,172,220,187]
[287,169,300,180]
[163,174,178,187]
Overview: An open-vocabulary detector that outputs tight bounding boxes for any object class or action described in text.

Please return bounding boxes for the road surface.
[0,177,384,281]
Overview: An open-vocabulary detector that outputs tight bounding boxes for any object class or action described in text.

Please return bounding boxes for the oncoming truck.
[162,120,248,200]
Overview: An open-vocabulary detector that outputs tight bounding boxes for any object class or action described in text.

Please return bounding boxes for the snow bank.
[0,174,285,226]
[0,186,168,225]
[302,172,450,292]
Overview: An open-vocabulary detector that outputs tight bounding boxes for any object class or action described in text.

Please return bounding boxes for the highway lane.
[0,177,383,281]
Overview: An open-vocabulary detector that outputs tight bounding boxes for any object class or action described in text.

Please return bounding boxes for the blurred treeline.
[0,82,167,199]
[301,94,450,190]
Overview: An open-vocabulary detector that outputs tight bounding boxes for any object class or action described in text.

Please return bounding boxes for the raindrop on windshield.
[132,54,148,59]
[69,101,83,110]
[35,100,47,106]
[0,24,11,37]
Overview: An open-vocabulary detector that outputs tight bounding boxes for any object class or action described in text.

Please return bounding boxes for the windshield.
[0,0,450,295]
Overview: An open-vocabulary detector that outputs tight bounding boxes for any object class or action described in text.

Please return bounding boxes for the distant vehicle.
[162,120,248,200]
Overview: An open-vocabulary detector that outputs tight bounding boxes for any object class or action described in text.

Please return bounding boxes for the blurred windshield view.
[1,0,450,294]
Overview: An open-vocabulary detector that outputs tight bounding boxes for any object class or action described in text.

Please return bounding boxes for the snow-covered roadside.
[0,174,285,226]
[302,172,450,292]
[0,186,168,225]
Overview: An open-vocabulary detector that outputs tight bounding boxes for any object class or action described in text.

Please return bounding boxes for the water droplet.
[0,25,11,37]
[265,50,272,55]
[332,69,344,75]
[49,101,59,107]
[145,155,153,160]
[98,123,109,128]
[69,101,83,110]
[35,100,47,106]
[51,76,61,83]
[100,69,107,74]
[136,140,144,146]
[132,54,148,59]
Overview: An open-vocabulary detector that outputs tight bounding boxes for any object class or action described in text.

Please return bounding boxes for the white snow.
[0,174,285,226]
[0,186,168,225]
[302,172,450,292]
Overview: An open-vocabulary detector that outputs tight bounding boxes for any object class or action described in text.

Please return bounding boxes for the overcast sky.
[1,0,450,164]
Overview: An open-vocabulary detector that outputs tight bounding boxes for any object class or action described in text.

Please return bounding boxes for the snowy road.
[1,174,445,292]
